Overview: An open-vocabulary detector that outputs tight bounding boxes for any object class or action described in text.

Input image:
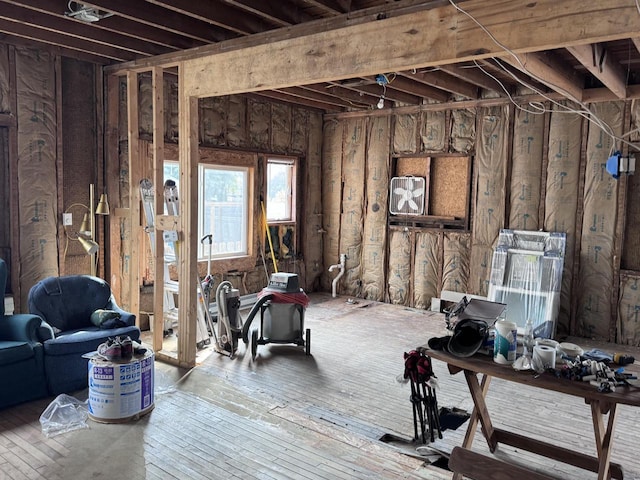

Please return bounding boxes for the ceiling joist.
[567,43,627,99]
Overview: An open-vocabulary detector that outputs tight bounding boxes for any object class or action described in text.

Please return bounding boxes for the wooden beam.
[501,51,584,102]
[0,17,136,61]
[439,63,507,93]
[105,74,121,300]
[177,63,198,368]
[303,83,382,108]
[0,3,170,56]
[567,43,627,99]
[400,70,478,99]
[331,80,421,105]
[277,86,354,108]
[223,0,313,27]
[83,0,234,42]
[151,66,165,353]
[181,0,639,99]
[380,75,450,103]
[251,90,341,112]
[0,0,203,50]
[304,0,350,15]
[127,71,141,322]
[144,0,274,35]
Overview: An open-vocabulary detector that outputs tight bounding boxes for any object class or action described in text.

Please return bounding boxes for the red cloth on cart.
[258,289,310,308]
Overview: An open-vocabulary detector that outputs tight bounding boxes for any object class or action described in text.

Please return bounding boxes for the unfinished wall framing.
[324,98,640,344]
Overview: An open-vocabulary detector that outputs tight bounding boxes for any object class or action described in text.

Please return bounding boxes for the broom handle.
[261,201,278,273]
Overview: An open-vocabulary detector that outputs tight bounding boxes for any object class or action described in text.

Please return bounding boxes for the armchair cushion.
[0,340,35,364]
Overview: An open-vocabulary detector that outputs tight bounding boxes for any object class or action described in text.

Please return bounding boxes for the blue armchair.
[28,274,140,395]
[0,258,48,409]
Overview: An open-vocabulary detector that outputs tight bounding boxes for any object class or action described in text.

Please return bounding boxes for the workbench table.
[420,346,640,480]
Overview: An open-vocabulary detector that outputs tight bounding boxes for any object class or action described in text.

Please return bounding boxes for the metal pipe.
[328,253,347,298]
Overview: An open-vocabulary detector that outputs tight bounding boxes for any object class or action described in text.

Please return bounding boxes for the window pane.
[162,161,179,259]
[200,166,248,258]
[267,161,293,221]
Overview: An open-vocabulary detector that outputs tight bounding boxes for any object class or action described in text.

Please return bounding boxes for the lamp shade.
[79,213,91,236]
[78,236,99,255]
[96,193,110,215]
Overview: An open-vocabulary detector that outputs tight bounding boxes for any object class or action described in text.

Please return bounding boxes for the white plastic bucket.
[493,320,517,364]
[88,349,154,423]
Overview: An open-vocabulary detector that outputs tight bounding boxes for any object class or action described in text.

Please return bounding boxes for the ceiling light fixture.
[65,1,114,23]
[375,73,389,110]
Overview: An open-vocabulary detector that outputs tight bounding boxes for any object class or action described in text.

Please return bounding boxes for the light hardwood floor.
[1,293,639,479]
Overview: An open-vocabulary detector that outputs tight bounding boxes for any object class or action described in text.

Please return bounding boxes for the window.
[199,165,249,259]
[266,157,296,223]
[162,161,250,260]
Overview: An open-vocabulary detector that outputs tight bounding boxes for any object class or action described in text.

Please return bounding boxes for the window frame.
[197,163,250,260]
[265,156,298,226]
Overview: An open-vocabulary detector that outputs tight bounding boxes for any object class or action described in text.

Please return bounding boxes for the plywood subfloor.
[2,292,640,480]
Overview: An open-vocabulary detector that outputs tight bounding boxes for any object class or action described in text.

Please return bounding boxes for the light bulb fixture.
[375,78,387,110]
[95,193,110,215]
[78,236,99,255]
[79,213,91,236]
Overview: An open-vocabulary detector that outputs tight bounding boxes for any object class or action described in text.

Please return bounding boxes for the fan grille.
[389,176,426,215]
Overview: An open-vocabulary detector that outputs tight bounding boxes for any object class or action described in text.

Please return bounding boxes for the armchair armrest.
[105,297,136,326]
[0,313,43,343]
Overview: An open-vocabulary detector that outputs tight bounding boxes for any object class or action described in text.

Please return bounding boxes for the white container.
[493,320,518,364]
[88,349,155,423]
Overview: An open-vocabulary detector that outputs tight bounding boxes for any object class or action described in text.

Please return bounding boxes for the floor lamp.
[76,184,110,276]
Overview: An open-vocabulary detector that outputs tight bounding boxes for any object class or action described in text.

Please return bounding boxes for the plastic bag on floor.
[39,394,89,438]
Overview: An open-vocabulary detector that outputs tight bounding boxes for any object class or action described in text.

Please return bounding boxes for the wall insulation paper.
[630,99,640,142]
[119,76,128,142]
[544,102,582,335]
[442,232,470,294]
[200,96,227,145]
[0,45,9,113]
[362,116,390,301]
[165,75,179,142]
[622,170,640,271]
[577,101,624,340]
[388,230,411,305]
[302,111,324,291]
[291,108,309,155]
[623,101,640,270]
[617,273,640,345]
[509,108,544,230]
[248,99,270,150]
[413,232,442,309]
[472,106,509,247]
[321,119,343,291]
[271,103,292,153]
[227,95,246,147]
[420,110,446,152]
[393,113,417,154]
[15,47,58,304]
[450,108,476,153]
[469,244,493,296]
[338,118,366,297]
[138,74,153,137]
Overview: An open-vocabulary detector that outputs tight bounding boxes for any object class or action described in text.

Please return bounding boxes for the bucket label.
[88,352,155,420]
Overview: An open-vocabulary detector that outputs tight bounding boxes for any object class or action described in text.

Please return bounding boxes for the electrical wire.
[448,0,640,154]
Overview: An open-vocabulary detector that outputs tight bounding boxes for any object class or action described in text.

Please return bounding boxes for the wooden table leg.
[452,373,492,480]
[590,400,619,480]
